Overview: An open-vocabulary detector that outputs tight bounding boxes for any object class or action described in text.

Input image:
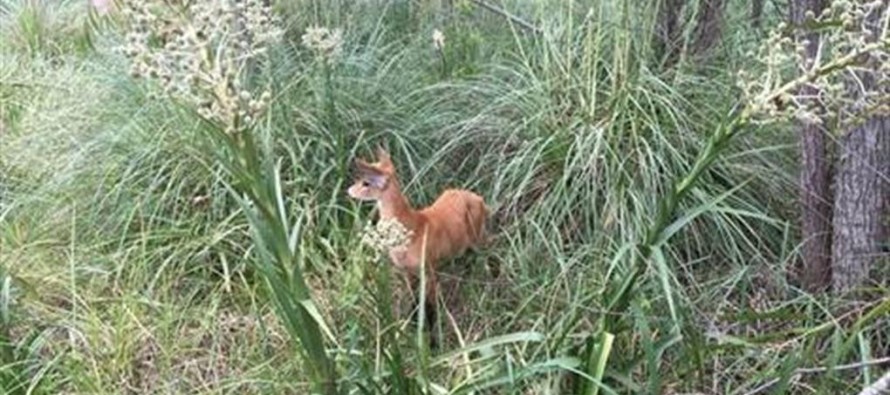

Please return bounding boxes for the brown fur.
[347,147,488,326]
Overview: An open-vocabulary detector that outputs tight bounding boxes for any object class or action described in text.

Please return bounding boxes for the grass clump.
[0,0,888,394]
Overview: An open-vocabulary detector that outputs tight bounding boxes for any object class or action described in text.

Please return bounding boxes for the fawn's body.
[348,147,488,331]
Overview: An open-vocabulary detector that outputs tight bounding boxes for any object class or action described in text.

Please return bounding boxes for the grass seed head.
[302,26,343,65]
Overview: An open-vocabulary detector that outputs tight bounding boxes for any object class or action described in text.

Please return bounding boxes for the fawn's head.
[347,146,397,202]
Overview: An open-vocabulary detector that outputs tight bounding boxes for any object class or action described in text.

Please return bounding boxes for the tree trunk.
[791,0,832,292]
[799,118,833,291]
[832,115,890,293]
[830,3,889,294]
[690,0,725,57]
[653,0,687,67]
[751,0,764,29]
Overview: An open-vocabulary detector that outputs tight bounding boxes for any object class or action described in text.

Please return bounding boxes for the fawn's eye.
[361,180,370,187]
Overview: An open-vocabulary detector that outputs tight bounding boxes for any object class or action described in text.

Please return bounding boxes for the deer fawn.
[347,147,488,332]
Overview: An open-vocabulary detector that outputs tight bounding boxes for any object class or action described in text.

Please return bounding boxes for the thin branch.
[797,357,890,374]
[858,369,890,395]
[741,356,890,395]
[470,0,541,34]
[741,378,785,395]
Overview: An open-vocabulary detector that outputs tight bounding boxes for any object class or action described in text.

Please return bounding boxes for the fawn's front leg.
[390,247,438,346]
[403,264,439,349]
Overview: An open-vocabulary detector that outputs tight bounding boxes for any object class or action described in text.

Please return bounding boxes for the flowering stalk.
[118,2,341,394]
[737,0,890,129]
[361,218,414,258]
[120,0,281,136]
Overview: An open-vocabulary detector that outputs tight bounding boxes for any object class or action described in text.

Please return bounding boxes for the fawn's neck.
[377,183,421,231]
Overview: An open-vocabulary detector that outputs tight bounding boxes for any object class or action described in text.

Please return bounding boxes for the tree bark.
[830,3,889,294]
[751,0,764,29]
[690,0,726,57]
[653,0,687,67]
[832,115,890,293]
[791,0,832,292]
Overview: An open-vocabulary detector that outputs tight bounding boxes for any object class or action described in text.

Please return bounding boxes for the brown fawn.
[347,147,488,331]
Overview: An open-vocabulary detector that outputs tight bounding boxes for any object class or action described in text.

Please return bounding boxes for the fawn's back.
[417,188,487,264]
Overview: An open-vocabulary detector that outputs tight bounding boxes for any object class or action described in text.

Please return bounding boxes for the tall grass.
[0,0,888,394]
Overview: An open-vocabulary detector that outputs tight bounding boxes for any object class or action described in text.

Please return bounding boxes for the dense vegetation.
[0,0,887,394]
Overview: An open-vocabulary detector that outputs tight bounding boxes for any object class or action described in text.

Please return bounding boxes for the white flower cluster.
[737,0,889,129]
[301,26,343,64]
[432,29,445,51]
[360,218,413,257]
[119,0,283,134]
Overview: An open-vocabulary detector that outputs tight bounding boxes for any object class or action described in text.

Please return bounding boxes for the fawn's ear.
[375,145,392,167]
[355,158,383,176]
[355,157,375,171]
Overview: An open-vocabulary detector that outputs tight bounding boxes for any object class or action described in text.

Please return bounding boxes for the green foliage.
[0,0,101,57]
[0,0,887,394]
[0,266,57,395]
